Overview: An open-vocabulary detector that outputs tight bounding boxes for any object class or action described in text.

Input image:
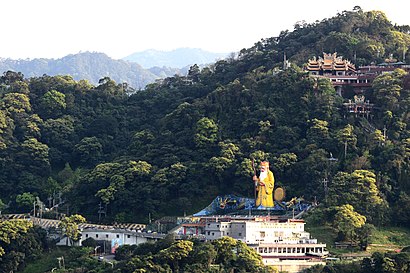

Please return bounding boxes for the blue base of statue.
[193,194,310,216]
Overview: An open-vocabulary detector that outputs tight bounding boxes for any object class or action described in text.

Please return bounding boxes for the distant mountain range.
[0,48,228,89]
[123,48,228,68]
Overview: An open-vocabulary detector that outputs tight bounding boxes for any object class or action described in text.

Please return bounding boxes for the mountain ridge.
[122,48,229,68]
[0,49,223,89]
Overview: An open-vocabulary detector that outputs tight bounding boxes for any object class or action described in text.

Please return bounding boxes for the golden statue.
[253,161,275,207]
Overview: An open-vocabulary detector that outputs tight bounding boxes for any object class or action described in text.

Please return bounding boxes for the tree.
[335,124,357,158]
[187,242,217,270]
[150,162,187,200]
[81,237,97,248]
[333,204,366,242]
[0,110,8,135]
[19,138,50,175]
[328,170,384,220]
[212,236,238,267]
[373,68,406,112]
[95,174,126,205]
[212,236,269,272]
[0,199,5,215]
[157,240,193,272]
[15,192,36,212]
[188,64,201,82]
[0,71,24,85]
[236,240,265,272]
[392,192,410,226]
[59,214,86,246]
[357,223,376,251]
[1,92,31,114]
[39,90,66,117]
[74,137,103,166]
[194,117,218,148]
[272,153,297,173]
[307,119,330,145]
[0,219,33,256]
[208,141,240,179]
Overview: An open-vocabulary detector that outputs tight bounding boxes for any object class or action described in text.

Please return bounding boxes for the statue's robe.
[255,170,275,208]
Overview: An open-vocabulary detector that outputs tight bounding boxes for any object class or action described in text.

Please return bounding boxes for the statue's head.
[260,161,269,172]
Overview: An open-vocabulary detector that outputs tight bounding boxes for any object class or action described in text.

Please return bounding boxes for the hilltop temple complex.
[305,52,410,116]
[306,52,410,95]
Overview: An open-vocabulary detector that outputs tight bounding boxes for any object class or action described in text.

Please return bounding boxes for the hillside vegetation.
[0,7,408,233]
[0,52,184,90]
[1,7,410,273]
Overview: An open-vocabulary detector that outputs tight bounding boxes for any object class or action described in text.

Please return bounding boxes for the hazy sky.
[1,0,408,60]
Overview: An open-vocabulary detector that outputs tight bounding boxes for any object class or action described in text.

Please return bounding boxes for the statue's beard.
[259,170,267,181]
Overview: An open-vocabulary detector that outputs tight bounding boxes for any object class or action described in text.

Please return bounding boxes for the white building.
[203,216,327,273]
[79,228,165,253]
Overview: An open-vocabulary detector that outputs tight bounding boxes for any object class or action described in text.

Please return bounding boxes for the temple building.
[343,95,374,118]
[306,52,356,76]
[306,52,410,97]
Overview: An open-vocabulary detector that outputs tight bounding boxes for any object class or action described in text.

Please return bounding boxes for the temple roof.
[306,52,356,72]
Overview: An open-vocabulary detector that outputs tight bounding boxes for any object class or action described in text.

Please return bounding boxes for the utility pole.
[383,126,387,144]
[322,178,329,202]
[33,201,36,225]
[98,202,105,222]
[323,153,338,202]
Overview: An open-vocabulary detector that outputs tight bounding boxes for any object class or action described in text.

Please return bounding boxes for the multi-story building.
[203,216,327,273]
[306,52,356,77]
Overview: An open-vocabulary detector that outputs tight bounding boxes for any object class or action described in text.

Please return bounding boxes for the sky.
[1,0,408,60]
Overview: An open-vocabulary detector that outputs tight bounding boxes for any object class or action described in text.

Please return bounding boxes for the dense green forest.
[1,7,410,273]
[0,7,409,229]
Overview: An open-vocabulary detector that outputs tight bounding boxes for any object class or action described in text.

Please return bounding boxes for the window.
[96,234,98,238]
[212,232,214,236]
[208,231,210,235]
[116,234,120,238]
[238,233,242,236]
[127,235,131,238]
[106,234,109,238]
[85,234,88,238]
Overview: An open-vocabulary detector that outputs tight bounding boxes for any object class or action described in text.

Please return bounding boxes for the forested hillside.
[0,52,184,90]
[0,7,409,233]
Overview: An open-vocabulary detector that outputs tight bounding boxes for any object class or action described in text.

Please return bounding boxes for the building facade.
[203,216,327,273]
